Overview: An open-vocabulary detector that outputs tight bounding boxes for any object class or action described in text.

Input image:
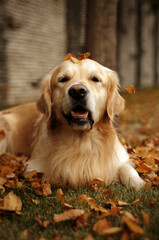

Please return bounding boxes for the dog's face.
[37,58,125,130]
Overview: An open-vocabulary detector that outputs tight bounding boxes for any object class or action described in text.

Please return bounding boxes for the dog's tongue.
[71,111,88,119]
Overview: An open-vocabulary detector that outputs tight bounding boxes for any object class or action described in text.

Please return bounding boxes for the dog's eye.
[59,77,69,83]
[92,77,100,82]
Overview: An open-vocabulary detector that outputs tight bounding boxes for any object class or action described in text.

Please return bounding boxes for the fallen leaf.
[57,188,66,204]
[84,235,94,240]
[147,197,157,207]
[0,176,7,185]
[20,229,30,239]
[132,197,142,205]
[76,211,92,230]
[92,219,112,234]
[0,191,22,211]
[0,129,5,139]
[87,197,107,213]
[98,227,122,236]
[123,218,144,235]
[121,211,140,226]
[42,182,52,196]
[32,199,40,205]
[0,186,5,195]
[53,209,85,223]
[63,203,74,210]
[34,214,52,228]
[141,210,150,228]
[102,189,114,199]
[125,85,135,94]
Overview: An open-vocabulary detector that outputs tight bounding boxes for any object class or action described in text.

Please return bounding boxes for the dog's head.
[37,58,125,130]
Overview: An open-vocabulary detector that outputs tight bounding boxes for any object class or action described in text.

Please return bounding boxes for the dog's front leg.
[118,163,145,189]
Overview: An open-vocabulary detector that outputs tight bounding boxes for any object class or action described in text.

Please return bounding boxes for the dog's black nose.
[69,84,88,100]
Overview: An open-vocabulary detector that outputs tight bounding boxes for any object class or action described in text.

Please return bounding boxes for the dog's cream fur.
[0,58,145,188]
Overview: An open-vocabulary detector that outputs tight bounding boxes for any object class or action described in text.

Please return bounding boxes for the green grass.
[0,183,158,240]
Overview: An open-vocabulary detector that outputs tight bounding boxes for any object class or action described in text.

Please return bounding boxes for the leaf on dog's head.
[125,85,135,94]
[78,52,90,60]
[64,53,75,61]
[0,129,5,139]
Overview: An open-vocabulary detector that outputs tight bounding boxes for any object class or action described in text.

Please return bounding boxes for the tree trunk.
[86,0,118,70]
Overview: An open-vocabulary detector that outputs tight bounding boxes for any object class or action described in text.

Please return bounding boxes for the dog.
[0,56,145,189]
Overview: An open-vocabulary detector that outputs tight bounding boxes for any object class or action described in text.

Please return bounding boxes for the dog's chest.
[44,131,117,185]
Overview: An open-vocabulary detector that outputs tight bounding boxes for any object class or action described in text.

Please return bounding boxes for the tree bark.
[86,0,118,70]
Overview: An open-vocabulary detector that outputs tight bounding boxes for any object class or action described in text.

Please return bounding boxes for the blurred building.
[0,0,158,108]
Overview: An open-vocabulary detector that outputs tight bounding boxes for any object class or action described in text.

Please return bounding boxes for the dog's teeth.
[71,111,88,119]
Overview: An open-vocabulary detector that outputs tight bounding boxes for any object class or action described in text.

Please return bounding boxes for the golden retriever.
[0,57,145,189]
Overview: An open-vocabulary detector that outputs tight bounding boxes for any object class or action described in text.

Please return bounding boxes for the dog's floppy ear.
[36,72,53,121]
[106,71,125,121]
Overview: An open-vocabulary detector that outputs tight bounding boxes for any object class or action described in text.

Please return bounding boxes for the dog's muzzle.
[63,84,94,129]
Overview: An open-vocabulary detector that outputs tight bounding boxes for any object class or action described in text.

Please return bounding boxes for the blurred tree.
[86,0,118,70]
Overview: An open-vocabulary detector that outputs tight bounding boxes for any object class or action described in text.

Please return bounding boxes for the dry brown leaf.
[125,85,135,94]
[0,186,5,195]
[123,218,144,235]
[64,53,75,61]
[88,178,105,187]
[87,197,107,213]
[84,235,94,240]
[21,229,30,239]
[76,211,92,230]
[42,182,52,196]
[102,189,114,199]
[0,129,5,139]
[57,188,66,204]
[98,227,122,236]
[0,176,7,185]
[0,191,22,211]
[0,166,13,176]
[76,194,88,204]
[77,52,90,60]
[121,211,140,224]
[25,170,38,180]
[63,203,74,210]
[54,209,85,223]
[35,214,52,228]
[141,210,150,228]
[5,179,15,188]
[132,197,142,205]
[147,197,157,207]
[92,219,112,235]
[31,199,40,205]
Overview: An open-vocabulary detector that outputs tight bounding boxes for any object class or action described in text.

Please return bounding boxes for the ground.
[0,88,159,240]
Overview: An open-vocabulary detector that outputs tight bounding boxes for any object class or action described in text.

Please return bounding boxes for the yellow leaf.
[42,182,52,196]
[0,191,22,211]
[126,85,135,94]
[57,188,66,204]
[124,218,144,235]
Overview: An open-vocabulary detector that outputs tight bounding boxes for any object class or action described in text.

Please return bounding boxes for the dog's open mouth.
[63,105,94,128]
[71,105,89,119]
